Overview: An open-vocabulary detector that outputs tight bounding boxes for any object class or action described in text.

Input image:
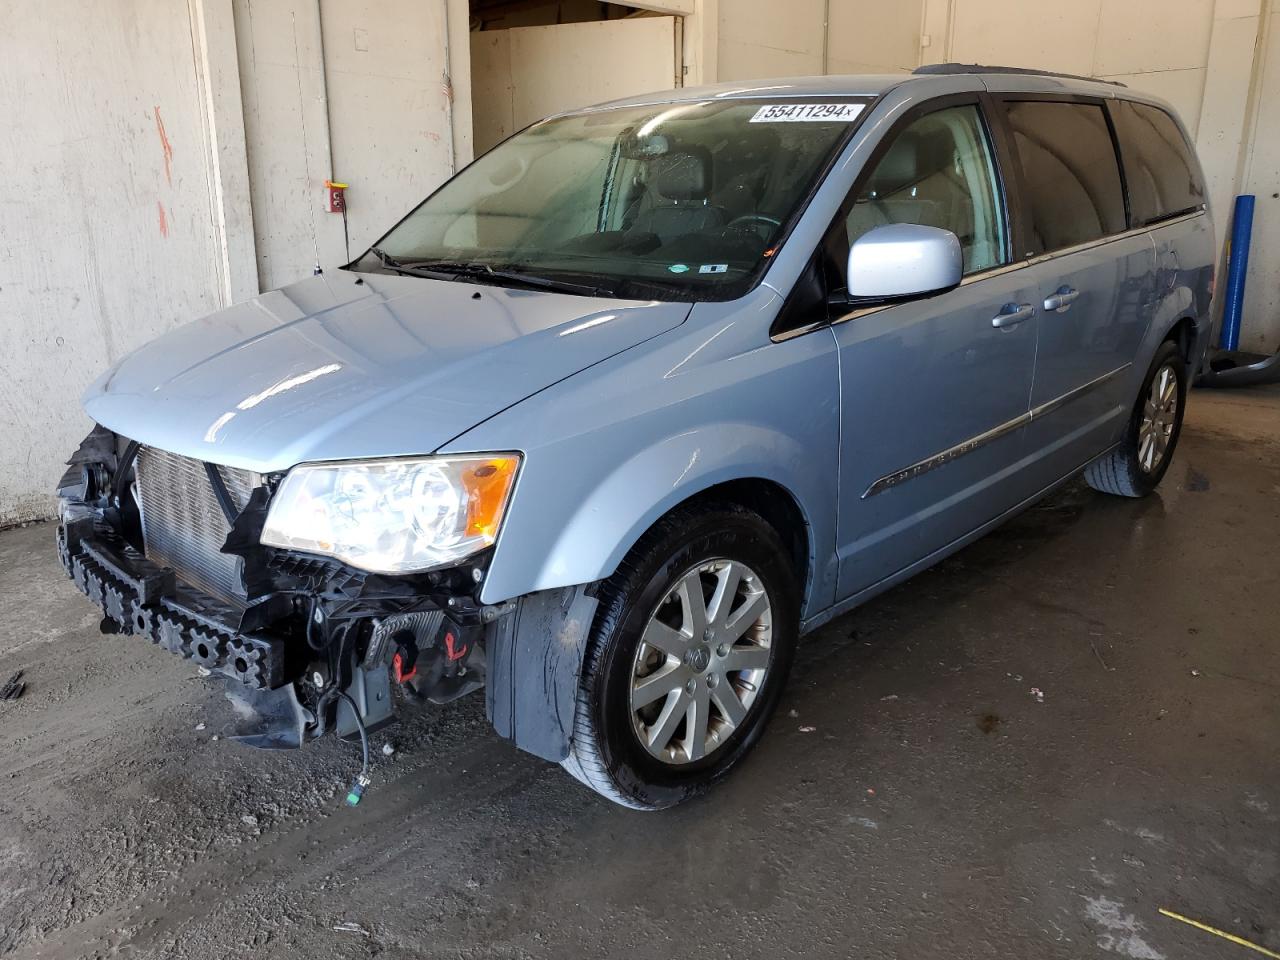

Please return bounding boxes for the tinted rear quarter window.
[1111,100,1205,225]
[1005,100,1127,253]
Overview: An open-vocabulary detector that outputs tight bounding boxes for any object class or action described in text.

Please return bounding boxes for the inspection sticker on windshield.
[749,103,864,123]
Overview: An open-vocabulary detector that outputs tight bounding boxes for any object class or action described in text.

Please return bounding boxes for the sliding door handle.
[1043,286,1080,312]
[992,303,1034,329]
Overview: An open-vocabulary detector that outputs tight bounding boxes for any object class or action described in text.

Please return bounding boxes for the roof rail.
[913,63,1127,87]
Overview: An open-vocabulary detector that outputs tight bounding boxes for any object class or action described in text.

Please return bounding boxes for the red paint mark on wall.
[157,201,169,238]
[154,106,173,186]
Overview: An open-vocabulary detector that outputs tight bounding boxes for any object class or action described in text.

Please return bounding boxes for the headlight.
[260,455,520,574]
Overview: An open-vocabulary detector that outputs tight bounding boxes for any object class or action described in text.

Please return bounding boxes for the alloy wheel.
[628,559,773,765]
[1138,362,1179,473]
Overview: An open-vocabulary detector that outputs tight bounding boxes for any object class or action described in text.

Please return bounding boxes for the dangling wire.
[337,690,371,806]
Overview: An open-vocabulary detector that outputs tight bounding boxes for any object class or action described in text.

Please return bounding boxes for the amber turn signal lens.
[460,457,519,542]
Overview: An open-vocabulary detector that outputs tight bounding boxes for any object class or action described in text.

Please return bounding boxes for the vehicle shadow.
[793,479,1110,679]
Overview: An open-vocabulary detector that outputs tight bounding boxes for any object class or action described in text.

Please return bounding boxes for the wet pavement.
[0,385,1277,959]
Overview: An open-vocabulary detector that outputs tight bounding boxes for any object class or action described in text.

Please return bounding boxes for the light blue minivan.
[57,66,1213,808]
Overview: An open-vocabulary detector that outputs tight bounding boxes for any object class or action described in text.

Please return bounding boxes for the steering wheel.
[726,213,782,233]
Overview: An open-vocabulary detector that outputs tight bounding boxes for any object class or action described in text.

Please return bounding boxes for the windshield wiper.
[402,259,614,298]
[367,247,457,281]
[368,249,614,297]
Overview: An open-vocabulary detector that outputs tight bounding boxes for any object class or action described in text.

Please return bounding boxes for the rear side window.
[1005,101,1127,253]
[1111,100,1205,225]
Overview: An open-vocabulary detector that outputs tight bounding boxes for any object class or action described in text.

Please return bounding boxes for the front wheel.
[1085,339,1186,498]
[562,503,799,810]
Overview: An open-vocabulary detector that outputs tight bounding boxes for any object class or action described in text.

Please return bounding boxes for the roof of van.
[589,65,1143,112]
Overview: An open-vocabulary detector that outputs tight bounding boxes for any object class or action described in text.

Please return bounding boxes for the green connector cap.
[346,774,370,807]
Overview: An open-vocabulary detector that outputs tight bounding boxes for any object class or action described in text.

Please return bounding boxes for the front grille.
[135,446,261,606]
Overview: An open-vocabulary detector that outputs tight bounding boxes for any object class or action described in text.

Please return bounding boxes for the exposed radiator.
[135,446,261,606]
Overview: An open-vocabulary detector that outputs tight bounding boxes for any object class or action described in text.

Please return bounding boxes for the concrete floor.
[1,386,1277,960]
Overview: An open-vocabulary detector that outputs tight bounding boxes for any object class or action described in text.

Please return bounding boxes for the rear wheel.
[562,503,799,810]
[1084,339,1186,497]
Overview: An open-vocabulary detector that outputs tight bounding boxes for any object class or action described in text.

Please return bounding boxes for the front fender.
[443,295,841,619]
[526,423,814,597]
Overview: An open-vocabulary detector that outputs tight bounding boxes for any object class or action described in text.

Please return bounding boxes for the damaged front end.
[54,425,537,759]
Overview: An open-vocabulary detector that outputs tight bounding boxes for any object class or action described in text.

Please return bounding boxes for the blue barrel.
[1220,195,1255,351]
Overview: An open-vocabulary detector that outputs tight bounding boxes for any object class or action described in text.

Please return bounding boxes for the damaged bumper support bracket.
[57,520,287,691]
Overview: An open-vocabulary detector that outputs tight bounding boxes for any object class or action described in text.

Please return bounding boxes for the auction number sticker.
[750,103,865,123]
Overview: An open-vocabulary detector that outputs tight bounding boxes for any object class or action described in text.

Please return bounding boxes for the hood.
[84,272,690,473]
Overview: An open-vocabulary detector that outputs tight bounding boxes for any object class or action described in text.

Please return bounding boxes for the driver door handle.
[1043,286,1080,312]
[991,303,1034,329]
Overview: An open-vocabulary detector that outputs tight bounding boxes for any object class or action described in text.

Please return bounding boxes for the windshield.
[356,98,870,301]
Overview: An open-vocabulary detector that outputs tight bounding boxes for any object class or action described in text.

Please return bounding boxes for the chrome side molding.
[863,363,1132,498]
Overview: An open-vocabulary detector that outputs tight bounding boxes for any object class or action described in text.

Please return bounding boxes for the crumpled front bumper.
[57,518,287,690]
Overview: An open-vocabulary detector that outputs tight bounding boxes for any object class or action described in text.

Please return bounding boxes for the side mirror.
[844,223,963,302]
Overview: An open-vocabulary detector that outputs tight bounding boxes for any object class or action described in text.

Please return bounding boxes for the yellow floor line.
[1159,908,1280,959]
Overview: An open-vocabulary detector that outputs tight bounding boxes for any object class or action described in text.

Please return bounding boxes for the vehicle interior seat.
[630,149,726,245]
[845,125,991,269]
[708,125,784,224]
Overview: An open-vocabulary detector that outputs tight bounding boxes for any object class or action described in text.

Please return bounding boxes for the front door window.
[844,104,1008,275]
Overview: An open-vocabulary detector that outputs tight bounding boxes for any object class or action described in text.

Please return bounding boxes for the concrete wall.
[0,0,470,524]
[716,0,923,80]
[1237,0,1280,352]
[828,0,925,74]
[235,0,463,291]
[924,0,1217,138]
[0,0,231,526]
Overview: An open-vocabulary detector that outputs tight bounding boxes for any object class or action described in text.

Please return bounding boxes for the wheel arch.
[477,424,831,620]
[640,477,812,602]
[483,472,816,767]
[1138,278,1205,393]
[1146,249,1211,380]
[1163,314,1200,375]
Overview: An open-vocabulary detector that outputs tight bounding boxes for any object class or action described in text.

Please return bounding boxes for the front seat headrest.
[871,131,921,196]
[652,151,710,203]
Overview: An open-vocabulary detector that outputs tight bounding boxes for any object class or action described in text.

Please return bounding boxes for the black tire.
[1084,339,1186,497]
[562,502,800,810]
